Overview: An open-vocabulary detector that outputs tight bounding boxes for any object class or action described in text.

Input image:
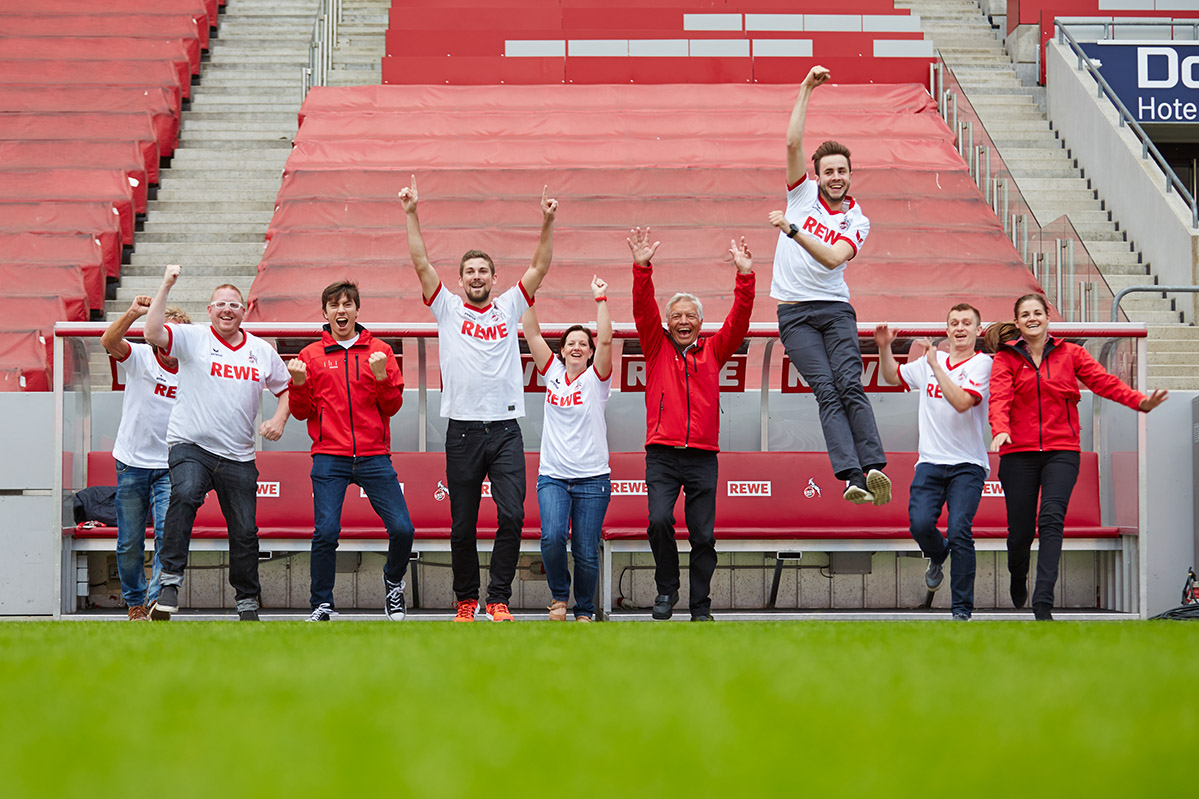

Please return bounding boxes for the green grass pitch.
[1,621,1195,798]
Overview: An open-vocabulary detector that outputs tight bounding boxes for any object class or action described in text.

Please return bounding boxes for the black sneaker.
[651,592,678,620]
[1010,574,1028,609]
[951,611,971,621]
[150,585,179,620]
[1033,604,1054,621]
[238,608,260,621]
[307,603,337,622]
[384,578,407,622]
[690,613,714,622]
[925,559,945,592]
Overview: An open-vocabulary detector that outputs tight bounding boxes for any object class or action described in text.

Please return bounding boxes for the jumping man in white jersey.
[875,305,992,619]
[143,264,291,621]
[398,176,557,622]
[770,64,891,506]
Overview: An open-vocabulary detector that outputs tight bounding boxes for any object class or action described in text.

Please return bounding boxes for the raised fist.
[368,351,389,381]
[287,358,307,385]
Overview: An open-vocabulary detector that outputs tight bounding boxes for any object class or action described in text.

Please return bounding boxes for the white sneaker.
[843,484,874,504]
[866,469,892,506]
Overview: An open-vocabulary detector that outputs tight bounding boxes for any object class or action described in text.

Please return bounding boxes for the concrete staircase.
[107,0,316,321]
[327,0,390,86]
[898,0,1199,390]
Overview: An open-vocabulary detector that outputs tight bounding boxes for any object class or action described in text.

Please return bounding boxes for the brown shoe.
[575,615,593,622]
[548,600,568,621]
[127,605,149,621]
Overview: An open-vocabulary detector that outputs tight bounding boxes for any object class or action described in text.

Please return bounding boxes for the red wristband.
[595,295,607,302]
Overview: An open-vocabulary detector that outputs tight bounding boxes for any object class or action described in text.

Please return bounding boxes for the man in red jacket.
[287,281,415,622]
[629,227,755,621]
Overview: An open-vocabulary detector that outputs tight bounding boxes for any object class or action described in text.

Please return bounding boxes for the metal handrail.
[301,0,341,100]
[1111,285,1199,322]
[1055,21,1199,228]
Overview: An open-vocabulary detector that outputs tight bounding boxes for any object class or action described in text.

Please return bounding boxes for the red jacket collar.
[320,323,373,352]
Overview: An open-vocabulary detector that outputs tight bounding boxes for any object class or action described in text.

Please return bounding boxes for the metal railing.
[300,0,341,100]
[1112,285,1199,322]
[932,54,1125,322]
[1056,20,1199,229]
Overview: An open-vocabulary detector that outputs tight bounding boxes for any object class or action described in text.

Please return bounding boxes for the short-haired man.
[875,304,993,620]
[629,227,755,621]
[287,281,416,622]
[769,64,891,506]
[143,265,291,620]
[101,296,191,621]
[398,176,556,622]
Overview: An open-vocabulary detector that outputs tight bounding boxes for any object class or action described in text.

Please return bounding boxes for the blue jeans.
[311,454,415,610]
[159,443,261,612]
[908,462,986,615]
[537,473,611,618]
[114,460,170,607]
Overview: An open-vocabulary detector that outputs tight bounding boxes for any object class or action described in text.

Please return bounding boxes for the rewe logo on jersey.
[210,362,261,382]
[152,383,177,398]
[461,319,508,341]
[802,216,842,246]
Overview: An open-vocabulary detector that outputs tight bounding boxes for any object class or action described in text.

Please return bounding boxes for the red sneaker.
[453,599,478,623]
[486,602,515,622]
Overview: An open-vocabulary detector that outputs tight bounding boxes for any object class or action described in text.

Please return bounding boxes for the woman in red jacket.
[988,293,1167,620]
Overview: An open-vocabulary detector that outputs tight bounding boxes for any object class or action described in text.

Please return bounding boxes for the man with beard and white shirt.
[142,264,291,621]
[875,304,992,620]
[398,176,556,623]
[769,64,890,507]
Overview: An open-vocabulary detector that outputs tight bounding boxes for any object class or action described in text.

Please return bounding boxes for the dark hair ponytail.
[984,321,1020,353]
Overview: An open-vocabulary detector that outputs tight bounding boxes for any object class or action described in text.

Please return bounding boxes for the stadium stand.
[0,0,217,386]
[251,83,1041,327]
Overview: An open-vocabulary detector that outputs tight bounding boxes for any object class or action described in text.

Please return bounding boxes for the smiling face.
[816,153,851,206]
[459,257,494,307]
[1015,297,1049,342]
[945,308,982,356]
[562,329,594,373]
[323,293,359,341]
[207,286,245,340]
[667,299,701,348]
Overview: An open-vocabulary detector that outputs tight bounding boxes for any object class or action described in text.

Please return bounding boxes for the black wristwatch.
[787,223,799,239]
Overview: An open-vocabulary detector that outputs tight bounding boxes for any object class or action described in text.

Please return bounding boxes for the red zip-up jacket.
[633,262,755,452]
[288,325,403,457]
[988,335,1145,454]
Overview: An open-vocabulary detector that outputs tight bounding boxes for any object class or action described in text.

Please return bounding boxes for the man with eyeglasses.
[142,264,291,620]
[627,228,755,622]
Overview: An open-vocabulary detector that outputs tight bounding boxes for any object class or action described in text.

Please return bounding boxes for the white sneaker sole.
[866,470,892,506]
[843,485,874,505]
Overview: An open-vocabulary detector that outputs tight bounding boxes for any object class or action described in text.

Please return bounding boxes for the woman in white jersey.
[523,276,613,621]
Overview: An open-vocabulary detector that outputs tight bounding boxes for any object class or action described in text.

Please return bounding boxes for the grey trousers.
[777,300,886,478]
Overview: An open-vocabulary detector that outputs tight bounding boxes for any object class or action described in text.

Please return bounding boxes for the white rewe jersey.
[538,359,612,479]
[770,175,870,303]
[898,351,993,474]
[165,324,289,462]
[428,282,531,421]
[112,342,179,469]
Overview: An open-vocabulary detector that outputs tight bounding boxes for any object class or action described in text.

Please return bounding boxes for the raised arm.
[786,65,830,187]
[521,304,554,372]
[592,275,613,379]
[710,238,755,362]
[101,296,153,360]
[628,227,664,353]
[874,324,901,386]
[520,186,558,298]
[144,264,180,349]
[398,175,440,302]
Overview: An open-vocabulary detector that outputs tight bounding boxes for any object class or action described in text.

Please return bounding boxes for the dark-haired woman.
[988,294,1167,620]
[523,277,613,621]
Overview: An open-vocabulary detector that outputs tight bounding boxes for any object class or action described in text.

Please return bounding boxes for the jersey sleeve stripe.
[519,279,535,306]
[164,325,174,356]
[423,282,442,307]
[787,174,807,191]
[836,234,858,256]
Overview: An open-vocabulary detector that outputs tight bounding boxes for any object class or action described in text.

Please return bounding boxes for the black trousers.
[645,445,719,614]
[445,419,525,605]
[998,450,1080,609]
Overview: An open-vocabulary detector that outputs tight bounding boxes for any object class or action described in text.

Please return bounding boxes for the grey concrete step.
[147,201,276,213]
[118,263,259,278]
[138,230,267,243]
[158,179,286,191]
[114,277,257,295]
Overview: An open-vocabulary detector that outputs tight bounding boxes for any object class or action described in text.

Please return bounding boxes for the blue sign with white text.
[1080,42,1199,124]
